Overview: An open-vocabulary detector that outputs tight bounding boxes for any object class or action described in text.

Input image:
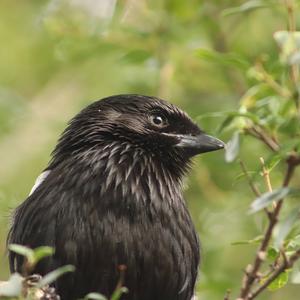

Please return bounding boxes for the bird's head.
[51,95,224,178]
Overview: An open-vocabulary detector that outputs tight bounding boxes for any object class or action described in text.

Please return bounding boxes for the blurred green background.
[0,0,299,299]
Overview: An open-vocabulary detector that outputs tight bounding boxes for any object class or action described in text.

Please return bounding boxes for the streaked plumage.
[8,95,224,300]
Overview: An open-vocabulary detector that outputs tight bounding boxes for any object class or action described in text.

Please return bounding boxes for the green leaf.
[217,111,259,133]
[8,245,54,268]
[225,131,240,162]
[264,154,282,172]
[274,209,300,248]
[233,170,257,184]
[279,140,300,154]
[240,85,262,109]
[84,292,107,300]
[8,244,35,265]
[231,235,263,245]
[267,247,279,260]
[110,287,128,300]
[37,265,75,288]
[32,246,55,264]
[196,111,227,120]
[0,273,23,297]
[222,0,270,17]
[267,271,289,291]
[249,187,299,214]
[217,115,235,133]
[119,50,152,64]
[195,49,250,70]
[279,116,300,136]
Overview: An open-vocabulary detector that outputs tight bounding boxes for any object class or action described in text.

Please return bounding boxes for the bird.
[7,94,224,300]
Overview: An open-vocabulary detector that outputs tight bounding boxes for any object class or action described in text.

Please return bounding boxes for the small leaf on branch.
[249,187,300,213]
[37,265,75,288]
[32,246,55,263]
[217,111,260,133]
[264,154,282,172]
[8,245,54,268]
[8,244,35,265]
[267,247,279,260]
[233,171,257,184]
[267,271,289,291]
[195,49,250,70]
[120,50,152,64]
[222,0,270,17]
[225,131,240,162]
[84,292,107,300]
[231,235,263,245]
[274,208,300,248]
[110,287,128,300]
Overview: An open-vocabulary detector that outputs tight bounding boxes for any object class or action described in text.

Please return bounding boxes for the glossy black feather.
[7,95,208,300]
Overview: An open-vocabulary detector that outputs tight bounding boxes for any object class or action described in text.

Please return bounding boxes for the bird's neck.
[97,142,183,198]
[50,140,190,210]
[53,141,186,205]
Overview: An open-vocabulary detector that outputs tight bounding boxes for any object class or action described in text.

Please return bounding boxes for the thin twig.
[259,157,275,210]
[224,289,231,300]
[245,127,280,152]
[239,160,261,197]
[259,157,272,193]
[115,264,127,291]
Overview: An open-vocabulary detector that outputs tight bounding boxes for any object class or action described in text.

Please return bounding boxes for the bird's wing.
[29,170,51,196]
[8,168,57,273]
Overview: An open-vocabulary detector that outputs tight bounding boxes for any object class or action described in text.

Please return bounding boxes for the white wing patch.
[29,170,51,196]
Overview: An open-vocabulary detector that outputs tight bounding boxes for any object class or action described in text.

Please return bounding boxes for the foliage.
[0,246,74,299]
[0,246,126,300]
[0,0,300,299]
[214,0,300,298]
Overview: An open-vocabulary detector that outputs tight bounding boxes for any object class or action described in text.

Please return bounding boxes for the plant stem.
[260,157,272,193]
[238,157,297,299]
[249,249,300,299]
[239,160,261,197]
[245,126,280,152]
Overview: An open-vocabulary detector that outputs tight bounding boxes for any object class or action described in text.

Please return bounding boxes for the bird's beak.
[175,133,225,156]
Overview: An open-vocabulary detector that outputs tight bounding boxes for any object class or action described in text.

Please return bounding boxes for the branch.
[224,289,231,300]
[238,156,297,299]
[260,157,272,193]
[245,126,280,152]
[249,249,300,299]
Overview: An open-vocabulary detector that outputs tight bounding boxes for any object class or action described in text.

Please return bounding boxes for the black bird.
[8,95,224,300]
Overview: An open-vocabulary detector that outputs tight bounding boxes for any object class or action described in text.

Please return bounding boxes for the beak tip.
[217,141,226,149]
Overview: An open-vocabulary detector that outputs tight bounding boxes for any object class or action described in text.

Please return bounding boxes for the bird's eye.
[149,115,168,128]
